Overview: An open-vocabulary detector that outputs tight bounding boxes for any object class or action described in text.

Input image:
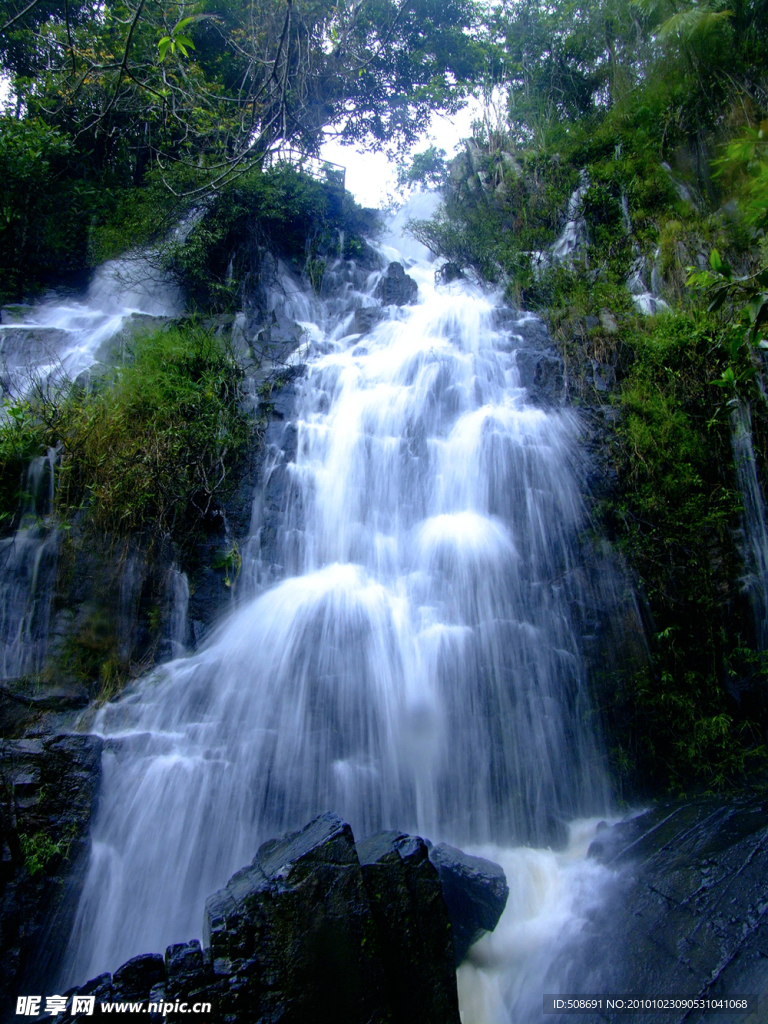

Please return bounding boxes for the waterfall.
[731,401,768,645]
[63,203,619,1014]
[0,449,59,678]
[551,171,590,263]
[0,254,184,682]
[0,254,183,394]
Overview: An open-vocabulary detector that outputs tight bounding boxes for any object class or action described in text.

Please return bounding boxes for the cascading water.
[0,254,183,393]
[0,447,59,679]
[63,202,620,1017]
[0,253,185,682]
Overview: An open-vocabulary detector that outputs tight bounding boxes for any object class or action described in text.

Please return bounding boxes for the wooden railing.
[262,148,346,192]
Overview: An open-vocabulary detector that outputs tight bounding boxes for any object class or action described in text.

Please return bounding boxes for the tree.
[0,0,485,195]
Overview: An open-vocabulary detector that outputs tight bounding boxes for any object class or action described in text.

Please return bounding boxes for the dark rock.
[354,306,385,334]
[270,379,302,420]
[0,681,90,738]
[427,841,509,964]
[374,262,418,306]
[112,953,165,1001]
[555,798,768,1024]
[515,348,565,405]
[356,830,460,1024]
[70,973,113,1021]
[0,733,102,1014]
[507,314,551,348]
[587,358,616,393]
[164,940,212,1016]
[63,816,508,1024]
[203,812,392,1023]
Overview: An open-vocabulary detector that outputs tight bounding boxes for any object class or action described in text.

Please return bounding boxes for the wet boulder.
[374,262,418,306]
[354,306,385,334]
[203,812,392,1023]
[553,798,768,1024]
[111,954,165,1002]
[66,816,509,1023]
[427,841,509,964]
[356,830,460,1024]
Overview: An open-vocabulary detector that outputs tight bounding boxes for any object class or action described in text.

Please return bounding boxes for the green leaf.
[158,36,172,60]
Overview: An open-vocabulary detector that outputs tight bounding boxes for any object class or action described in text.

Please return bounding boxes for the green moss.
[0,325,251,555]
[603,309,768,794]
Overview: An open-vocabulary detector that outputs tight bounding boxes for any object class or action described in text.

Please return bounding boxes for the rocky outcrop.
[551,798,768,1024]
[356,830,459,1023]
[427,841,509,965]
[354,306,386,334]
[60,813,507,1023]
[494,308,566,407]
[0,734,102,1016]
[374,262,418,306]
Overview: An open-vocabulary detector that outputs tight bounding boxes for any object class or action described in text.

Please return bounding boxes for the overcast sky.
[320,100,481,208]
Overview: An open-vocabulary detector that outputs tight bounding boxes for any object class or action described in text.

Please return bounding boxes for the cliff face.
[0,734,102,1015]
[552,798,768,1024]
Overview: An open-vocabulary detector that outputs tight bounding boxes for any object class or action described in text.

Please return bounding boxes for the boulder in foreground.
[64,813,508,1023]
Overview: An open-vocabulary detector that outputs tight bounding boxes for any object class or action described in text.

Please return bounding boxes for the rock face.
[552,798,768,1024]
[374,262,418,306]
[356,830,459,1023]
[493,308,566,407]
[427,841,509,964]
[203,812,395,1024]
[0,734,102,1017]
[62,813,507,1023]
[354,306,385,334]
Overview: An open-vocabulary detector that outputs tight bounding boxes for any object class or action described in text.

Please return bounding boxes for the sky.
[320,100,482,208]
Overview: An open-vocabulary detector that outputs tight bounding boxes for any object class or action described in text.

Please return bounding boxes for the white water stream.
[0,255,183,392]
[56,201,621,1018]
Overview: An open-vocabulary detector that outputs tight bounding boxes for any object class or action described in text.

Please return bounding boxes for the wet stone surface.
[552,798,768,1024]
[62,813,507,1024]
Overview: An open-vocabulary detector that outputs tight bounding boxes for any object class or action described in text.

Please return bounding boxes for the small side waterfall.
[0,449,60,679]
[63,205,621,1006]
[0,255,183,682]
[731,400,768,644]
[551,170,590,263]
[0,254,183,392]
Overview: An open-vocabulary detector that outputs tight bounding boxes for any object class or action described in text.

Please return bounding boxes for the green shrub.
[604,309,768,793]
[0,325,251,552]
[19,831,67,877]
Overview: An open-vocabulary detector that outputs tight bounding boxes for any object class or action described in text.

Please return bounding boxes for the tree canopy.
[0,0,484,191]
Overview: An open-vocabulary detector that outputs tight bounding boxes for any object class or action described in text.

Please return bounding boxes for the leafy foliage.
[604,311,768,792]
[0,326,251,551]
[19,830,68,877]
[163,164,376,311]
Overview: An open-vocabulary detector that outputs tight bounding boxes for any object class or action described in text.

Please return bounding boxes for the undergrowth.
[0,325,252,552]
